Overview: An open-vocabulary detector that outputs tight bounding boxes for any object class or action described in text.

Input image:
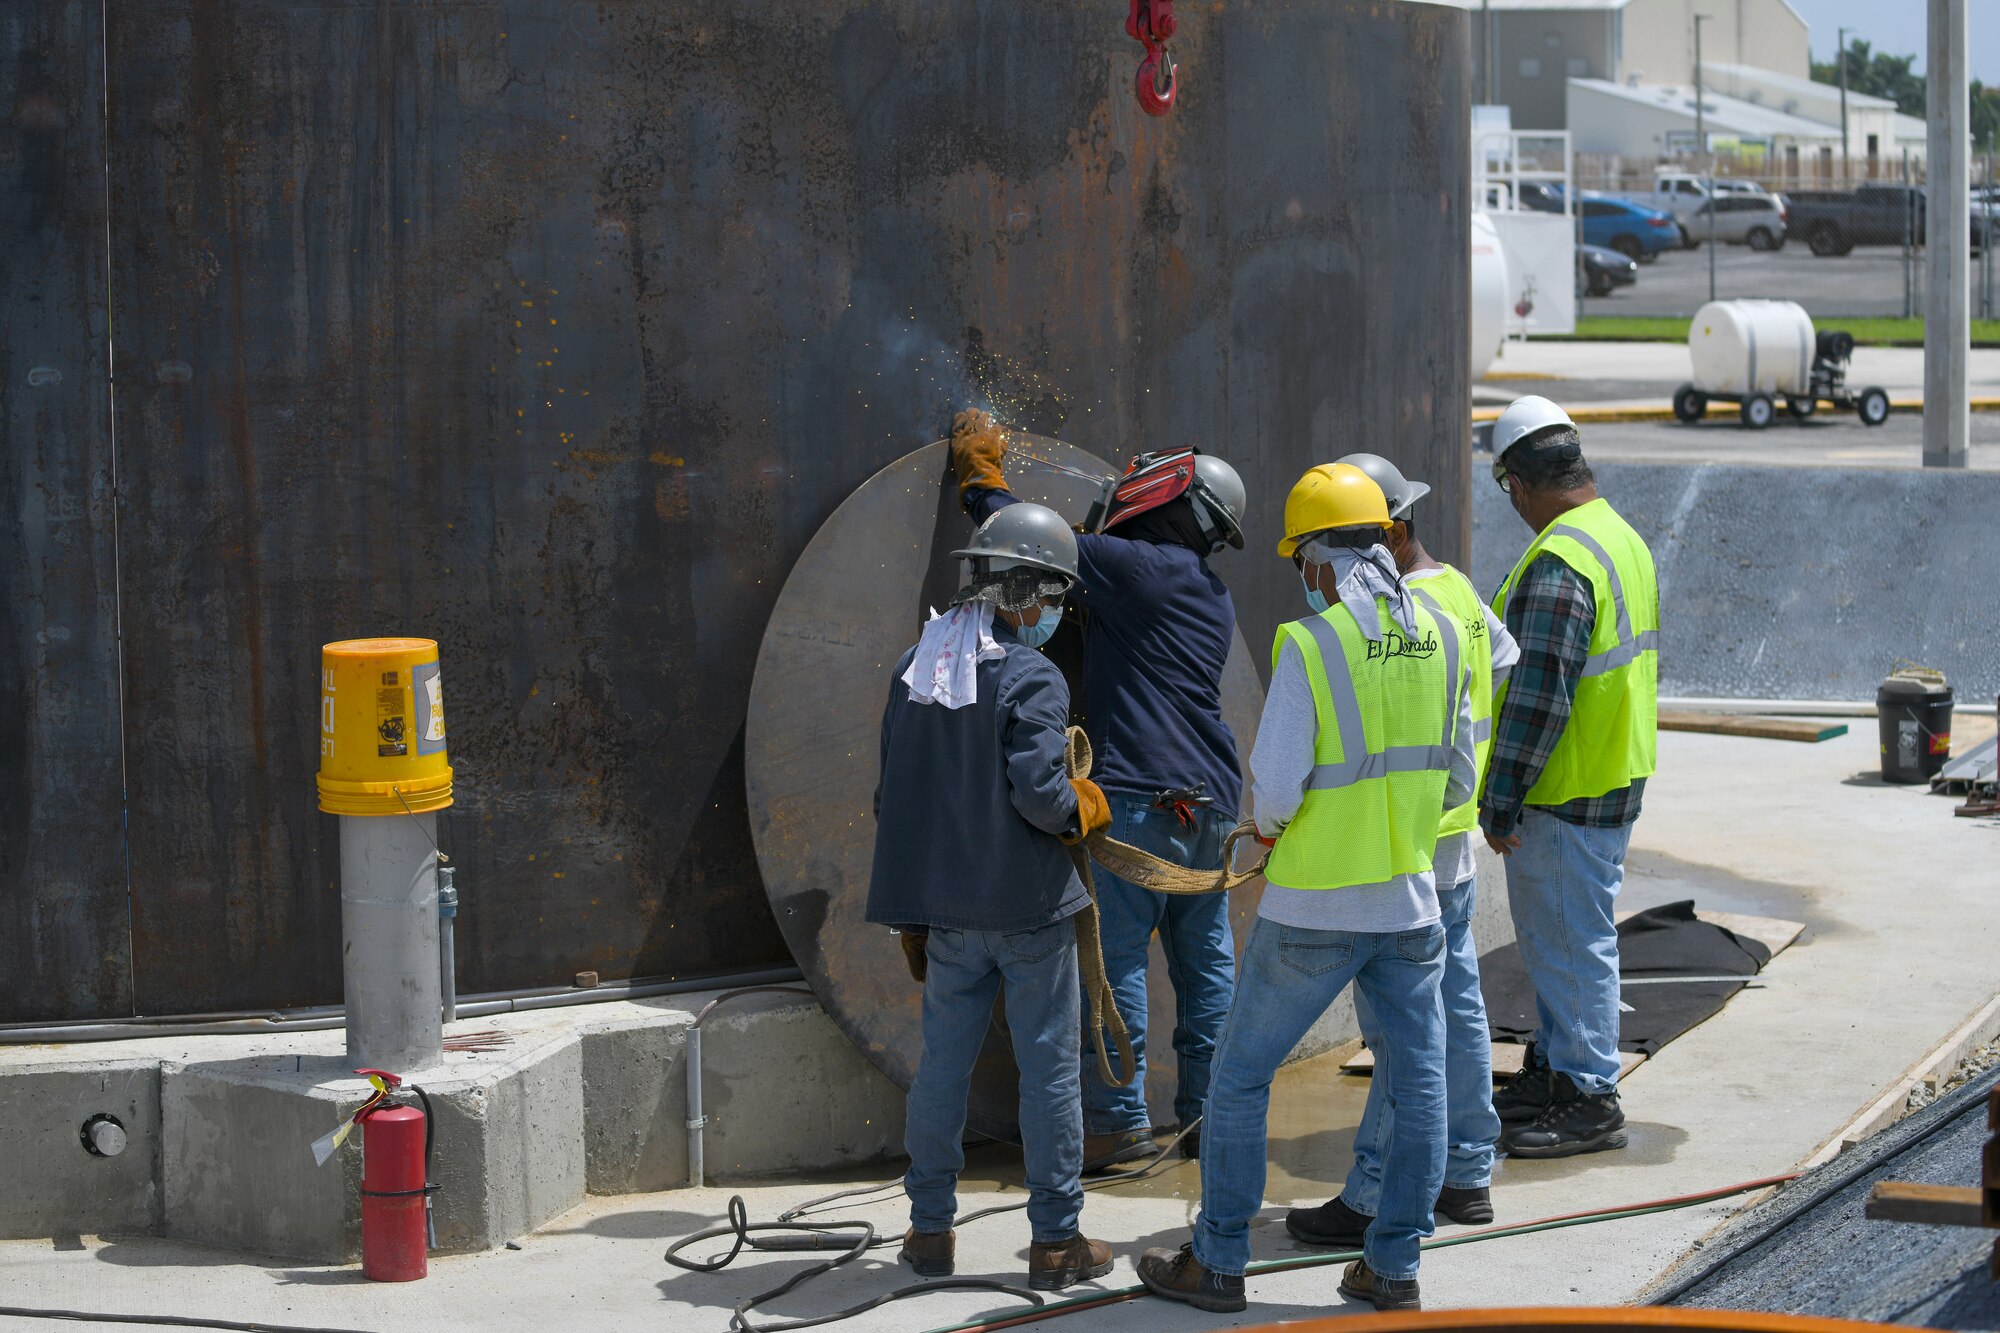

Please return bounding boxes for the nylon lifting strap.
[1060,727,1269,1089]
[1295,608,1458,790]
[1409,585,1494,748]
[1548,523,1658,678]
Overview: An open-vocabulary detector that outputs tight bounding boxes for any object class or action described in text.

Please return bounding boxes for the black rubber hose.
[0,1310,380,1333]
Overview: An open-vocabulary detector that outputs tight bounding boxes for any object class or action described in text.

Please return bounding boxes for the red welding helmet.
[1098,448,1198,532]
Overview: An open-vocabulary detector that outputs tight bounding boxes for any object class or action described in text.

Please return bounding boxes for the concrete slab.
[0,1060,161,1240]
[1,727,1992,1330]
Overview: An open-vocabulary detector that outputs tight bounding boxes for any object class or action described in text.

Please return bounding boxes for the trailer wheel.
[1672,386,1708,424]
[1741,393,1775,430]
[1857,387,1891,426]
[1785,395,1816,419]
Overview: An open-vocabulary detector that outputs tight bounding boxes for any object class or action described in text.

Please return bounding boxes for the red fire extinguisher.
[354,1069,438,1282]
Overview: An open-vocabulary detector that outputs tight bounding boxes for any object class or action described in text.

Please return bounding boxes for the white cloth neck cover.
[1301,539,1419,642]
[901,601,1006,709]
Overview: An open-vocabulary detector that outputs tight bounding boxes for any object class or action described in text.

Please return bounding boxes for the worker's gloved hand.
[1063,778,1112,845]
[899,931,929,984]
[950,408,1008,493]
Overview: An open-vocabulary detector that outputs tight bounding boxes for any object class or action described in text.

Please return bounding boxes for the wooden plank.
[1694,910,1806,958]
[1865,1181,1987,1227]
[1659,711,1849,743]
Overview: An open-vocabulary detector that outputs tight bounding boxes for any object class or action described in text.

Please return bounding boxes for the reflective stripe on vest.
[1550,523,1661,678]
[1296,609,1456,791]
[1411,570,1495,843]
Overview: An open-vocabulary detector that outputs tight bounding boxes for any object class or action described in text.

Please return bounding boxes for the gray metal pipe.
[0,968,806,1044]
[684,985,817,1189]
[437,864,459,1025]
[340,813,444,1070]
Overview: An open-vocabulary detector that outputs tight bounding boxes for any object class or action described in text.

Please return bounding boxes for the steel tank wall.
[2,0,1470,1020]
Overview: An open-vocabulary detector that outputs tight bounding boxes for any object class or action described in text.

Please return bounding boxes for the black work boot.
[1027,1234,1113,1290]
[1492,1045,1554,1124]
[1082,1127,1154,1174]
[1435,1184,1494,1225]
[1503,1073,1628,1158]
[898,1228,955,1277]
[1137,1243,1248,1313]
[1339,1258,1422,1311]
[1176,1122,1201,1160]
[1285,1194,1372,1248]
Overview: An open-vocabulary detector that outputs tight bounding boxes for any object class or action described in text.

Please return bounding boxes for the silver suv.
[1687,193,1789,250]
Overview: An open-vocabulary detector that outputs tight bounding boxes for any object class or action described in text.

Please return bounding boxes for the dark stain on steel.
[5,0,1467,1020]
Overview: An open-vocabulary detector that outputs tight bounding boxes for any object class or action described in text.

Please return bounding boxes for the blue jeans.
[1344,878,1500,1211]
[1503,808,1633,1097]
[904,920,1084,1242]
[1083,794,1235,1134]
[1194,916,1445,1282]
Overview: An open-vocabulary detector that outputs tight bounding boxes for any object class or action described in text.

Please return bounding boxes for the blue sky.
[1786,0,1996,86]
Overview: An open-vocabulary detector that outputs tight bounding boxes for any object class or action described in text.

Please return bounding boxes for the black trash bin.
[1877,670,1953,784]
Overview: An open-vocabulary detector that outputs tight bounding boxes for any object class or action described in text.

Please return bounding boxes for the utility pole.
[1925,0,1969,468]
[1696,15,1715,303]
[1482,0,1493,104]
[1837,27,1850,180]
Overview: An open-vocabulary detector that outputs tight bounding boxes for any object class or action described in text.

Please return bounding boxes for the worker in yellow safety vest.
[1283,451,1519,1255]
[1138,464,1474,1317]
[1480,396,1659,1161]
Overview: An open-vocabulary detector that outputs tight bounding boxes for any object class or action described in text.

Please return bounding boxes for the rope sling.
[1061,726,1268,1087]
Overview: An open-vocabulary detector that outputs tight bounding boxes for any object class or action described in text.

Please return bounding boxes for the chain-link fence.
[1568,152,2000,322]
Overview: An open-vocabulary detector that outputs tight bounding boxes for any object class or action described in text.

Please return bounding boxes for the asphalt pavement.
[1561,412,2000,470]
[1580,240,2000,321]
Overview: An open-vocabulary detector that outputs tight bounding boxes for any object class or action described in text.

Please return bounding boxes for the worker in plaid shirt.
[1479,396,1660,1161]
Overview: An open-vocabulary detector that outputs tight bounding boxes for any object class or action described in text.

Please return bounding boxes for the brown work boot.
[1339,1258,1422,1311]
[898,1228,955,1278]
[1027,1234,1113,1290]
[1082,1127,1154,1174]
[1136,1242,1248,1313]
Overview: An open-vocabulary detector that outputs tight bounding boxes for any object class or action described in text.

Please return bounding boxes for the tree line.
[1809,40,2000,152]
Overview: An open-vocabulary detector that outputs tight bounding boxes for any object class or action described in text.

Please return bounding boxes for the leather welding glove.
[899,931,929,984]
[1063,777,1113,845]
[950,408,1008,492]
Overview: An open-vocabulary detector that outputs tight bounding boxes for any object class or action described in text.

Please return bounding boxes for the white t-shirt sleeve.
[1249,638,1318,839]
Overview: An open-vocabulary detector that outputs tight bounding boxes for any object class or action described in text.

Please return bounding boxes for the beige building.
[1433,0,1809,131]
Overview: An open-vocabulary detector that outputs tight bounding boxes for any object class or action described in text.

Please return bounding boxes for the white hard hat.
[1491,395,1577,462]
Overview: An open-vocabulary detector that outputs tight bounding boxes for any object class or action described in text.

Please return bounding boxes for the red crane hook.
[1126,0,1178,117]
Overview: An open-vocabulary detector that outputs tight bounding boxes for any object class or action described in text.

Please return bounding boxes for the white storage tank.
[1470,211,1510,380]
[1688,299,1815,397]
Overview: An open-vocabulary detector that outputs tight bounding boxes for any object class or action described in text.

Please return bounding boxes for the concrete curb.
[1471,395,2000,424]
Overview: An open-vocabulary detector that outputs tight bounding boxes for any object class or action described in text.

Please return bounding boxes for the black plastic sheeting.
[2,1,1470,1021]
[1480,900,1771,1056]
[1658,1062,2000,1328]
[1471,461,2000,704]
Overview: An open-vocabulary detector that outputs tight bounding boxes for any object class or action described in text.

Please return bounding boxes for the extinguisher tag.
[310,1122,350,1167]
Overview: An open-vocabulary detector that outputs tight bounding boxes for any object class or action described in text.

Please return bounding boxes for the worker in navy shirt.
[950,408,1249,1169]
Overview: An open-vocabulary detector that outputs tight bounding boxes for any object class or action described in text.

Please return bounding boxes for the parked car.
[1643,174,1788,249]
[1685,193,1789,250]
[1576,194,1680,262]
[1579,242,1638,297]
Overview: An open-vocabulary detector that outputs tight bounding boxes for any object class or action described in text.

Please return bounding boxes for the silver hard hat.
[950,502,1080,582]
[1189,454,1246,551]
[1335,452,1431,520]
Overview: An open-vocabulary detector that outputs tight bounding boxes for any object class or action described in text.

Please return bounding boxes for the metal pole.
[1985,152,1994,321]
[685,1025,706,1188]
[1481,0,1492,105]
[1696,16,1715,303]
[1837,27,1850,181]
[436,863,458,1024]
[340,814,444,1071]
[1925,0,1970,468]
[1903,147,1915,320]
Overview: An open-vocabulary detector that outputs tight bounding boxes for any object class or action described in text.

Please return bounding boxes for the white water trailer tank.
[1470,211,1509,380]
[1688,299,1815,397]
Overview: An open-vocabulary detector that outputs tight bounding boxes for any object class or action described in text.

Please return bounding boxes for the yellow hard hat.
[1276,463,1392,558]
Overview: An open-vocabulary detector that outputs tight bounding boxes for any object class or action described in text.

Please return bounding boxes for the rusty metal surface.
[746,438,1269,1141]
[0,3,131,1022]
[4,0,1467,1020]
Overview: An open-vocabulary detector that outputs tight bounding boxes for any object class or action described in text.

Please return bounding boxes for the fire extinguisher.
[353,1069,439,1282]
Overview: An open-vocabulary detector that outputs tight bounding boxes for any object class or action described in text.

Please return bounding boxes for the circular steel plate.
[746,437,1266,1142]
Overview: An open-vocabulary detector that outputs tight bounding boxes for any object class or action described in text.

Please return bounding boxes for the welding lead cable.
[914,1172,1807,1333]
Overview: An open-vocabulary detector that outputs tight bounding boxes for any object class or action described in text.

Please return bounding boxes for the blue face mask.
[1300,568,1330,615]
[1016,605,1063,648]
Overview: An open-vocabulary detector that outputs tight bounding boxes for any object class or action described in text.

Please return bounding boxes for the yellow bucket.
[317,637,453,816]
